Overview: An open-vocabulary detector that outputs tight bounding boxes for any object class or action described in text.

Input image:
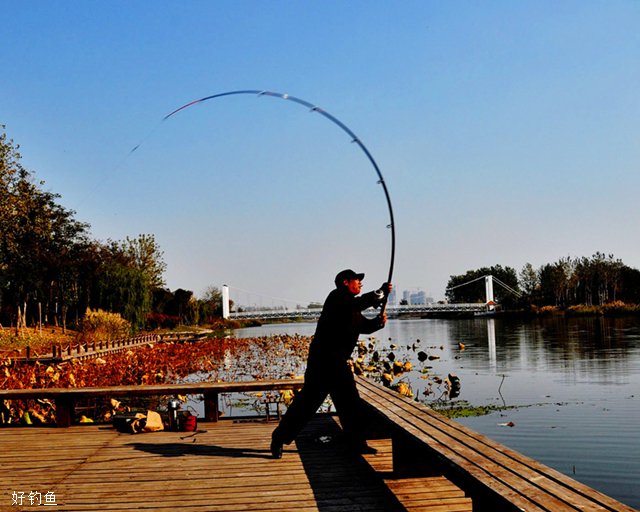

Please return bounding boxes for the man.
[271,269,392,458]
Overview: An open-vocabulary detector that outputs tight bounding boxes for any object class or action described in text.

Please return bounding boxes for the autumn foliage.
[0,335,311,425]
[1,331,455,426]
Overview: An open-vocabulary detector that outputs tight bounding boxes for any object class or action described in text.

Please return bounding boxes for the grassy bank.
[530,300,640,317]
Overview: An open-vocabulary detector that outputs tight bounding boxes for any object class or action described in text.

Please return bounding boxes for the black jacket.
[308,286,385,364]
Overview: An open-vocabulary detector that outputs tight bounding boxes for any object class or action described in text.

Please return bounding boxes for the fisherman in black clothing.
[270,269,392,458]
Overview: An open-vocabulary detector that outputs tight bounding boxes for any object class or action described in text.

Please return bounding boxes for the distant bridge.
[228,302,487,321]
[222,276,509,322]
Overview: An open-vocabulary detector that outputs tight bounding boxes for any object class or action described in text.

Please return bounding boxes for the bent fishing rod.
[162,89,396,310]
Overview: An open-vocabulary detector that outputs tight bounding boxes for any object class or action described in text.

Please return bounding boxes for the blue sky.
[2,1,639,306]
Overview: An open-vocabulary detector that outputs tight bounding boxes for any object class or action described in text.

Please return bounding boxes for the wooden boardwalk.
[0,415,471,512]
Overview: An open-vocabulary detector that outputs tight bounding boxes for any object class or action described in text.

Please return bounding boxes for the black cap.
[335,269,365,287]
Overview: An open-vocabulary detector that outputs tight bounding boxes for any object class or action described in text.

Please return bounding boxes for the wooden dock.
[0,415,471,512]
[1,377,635,511]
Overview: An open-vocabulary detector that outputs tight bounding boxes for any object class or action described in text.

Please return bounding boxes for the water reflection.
[445,316,640,387]
[487,318,496,371]
[235,316,640,403]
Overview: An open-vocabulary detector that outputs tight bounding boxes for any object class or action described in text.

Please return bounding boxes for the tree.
[94,241,154,331]
[590,252,623,305]
[519,263,539,301]
[199,285,224,322]
[1,125,89,330]
[619,266,640,304]
[538,258,572,307]
[572,257,593,306]
[56,239,101,332]
[122,234,166,289]
[172,289,194,325]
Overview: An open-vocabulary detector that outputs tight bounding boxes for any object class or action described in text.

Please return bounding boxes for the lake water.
[235,316,640,509]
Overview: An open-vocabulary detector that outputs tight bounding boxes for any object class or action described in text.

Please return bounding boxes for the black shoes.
[270,432,375,458]
[270,437,283,459]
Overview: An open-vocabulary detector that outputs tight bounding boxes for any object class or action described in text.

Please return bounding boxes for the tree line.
[446,255,640,308]
[1,125,222,333]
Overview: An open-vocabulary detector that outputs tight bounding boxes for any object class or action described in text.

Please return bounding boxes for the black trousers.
[273,358,366,445]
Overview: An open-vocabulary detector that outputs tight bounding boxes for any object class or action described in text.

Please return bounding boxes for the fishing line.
[71,117,166,213]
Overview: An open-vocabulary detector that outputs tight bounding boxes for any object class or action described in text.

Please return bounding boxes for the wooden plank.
[363,377,637,512]
[358,379,553,510]
[357,376,636,512]
[360,379,593,511]
[0,415,409,512]
[0,378,304,400]
[360,438,472,511]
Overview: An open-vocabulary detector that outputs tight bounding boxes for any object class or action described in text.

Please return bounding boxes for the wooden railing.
[0,378,304,428]
[356,376,635,512]
[5,331,213,363]
[49,334,161,361]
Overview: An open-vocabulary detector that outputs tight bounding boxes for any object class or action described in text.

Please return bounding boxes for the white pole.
[222,285,230,319]
[485,276,495,310]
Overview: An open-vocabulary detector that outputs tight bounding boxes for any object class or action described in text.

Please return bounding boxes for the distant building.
[410,290,426,305]
[388,288,397,305]
[400,289,435,306]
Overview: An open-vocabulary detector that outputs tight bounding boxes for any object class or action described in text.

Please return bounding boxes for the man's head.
[335,269,365,295]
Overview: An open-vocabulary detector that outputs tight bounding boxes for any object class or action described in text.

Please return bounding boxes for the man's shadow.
[128,439,273,459]
[294,415,407,511]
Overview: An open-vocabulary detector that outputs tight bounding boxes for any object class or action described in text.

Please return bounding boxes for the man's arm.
[354,282,392,311]
[354,291,382,310]
[358,311,387,334]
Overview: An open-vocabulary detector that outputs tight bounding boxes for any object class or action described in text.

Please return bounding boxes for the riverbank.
[429,300,640,320]
[535,300,640,316]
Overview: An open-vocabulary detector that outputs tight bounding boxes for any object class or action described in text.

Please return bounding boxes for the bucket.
[180,412,197,432]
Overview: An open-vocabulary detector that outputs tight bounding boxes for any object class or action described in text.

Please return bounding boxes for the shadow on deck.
[0,414,466,511]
